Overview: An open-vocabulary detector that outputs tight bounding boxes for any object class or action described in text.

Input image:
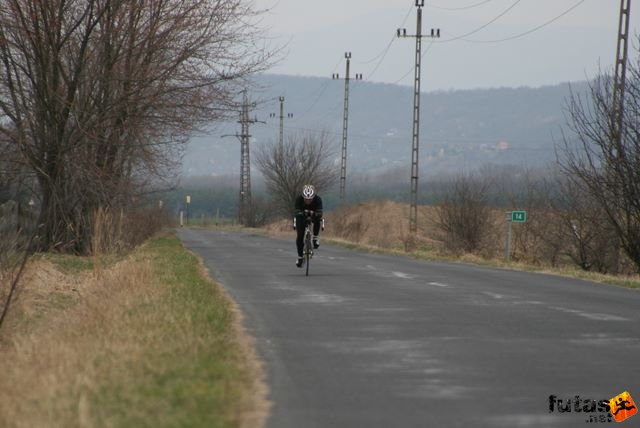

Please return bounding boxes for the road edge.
[193,253,272,428]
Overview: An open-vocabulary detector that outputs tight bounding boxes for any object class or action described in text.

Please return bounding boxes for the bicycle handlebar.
[292,212,325,231]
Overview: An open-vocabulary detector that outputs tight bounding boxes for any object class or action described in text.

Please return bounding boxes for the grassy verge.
[0,232,265,428]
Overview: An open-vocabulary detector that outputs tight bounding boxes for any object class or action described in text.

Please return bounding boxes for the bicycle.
[302,214,314,276]
[294,211,325,276]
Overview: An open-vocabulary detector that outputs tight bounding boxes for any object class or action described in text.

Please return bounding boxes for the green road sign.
[511,211,527,222]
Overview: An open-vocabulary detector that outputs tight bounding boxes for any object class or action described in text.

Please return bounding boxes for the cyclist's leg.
[295,214,305,263]
[312,216,322,248]
[312,216,322,235]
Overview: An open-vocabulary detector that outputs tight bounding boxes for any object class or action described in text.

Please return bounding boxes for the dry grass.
[325,201,444,253]
[0,256,149,427]
[91,206,170,255]
[0,233,267,428]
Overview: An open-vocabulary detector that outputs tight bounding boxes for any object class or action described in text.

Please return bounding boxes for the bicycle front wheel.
[304,238,311,276]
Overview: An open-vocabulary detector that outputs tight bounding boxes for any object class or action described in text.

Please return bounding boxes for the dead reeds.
[0,234,265,427]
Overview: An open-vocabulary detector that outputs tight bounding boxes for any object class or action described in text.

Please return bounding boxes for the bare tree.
[559,43,640,272]
[0,0,272,253]
[433,173,493,254]
[532,170,620,273]
[254,132,338,216]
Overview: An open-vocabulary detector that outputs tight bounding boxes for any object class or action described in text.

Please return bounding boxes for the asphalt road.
[179,229,640,428]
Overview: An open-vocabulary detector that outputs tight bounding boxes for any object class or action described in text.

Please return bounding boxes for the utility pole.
[612,0,630,146]
[398,0,439,233]
[270,96,293,147]
[332,52,363,201]
[222,90,261,225]
[608,0,631,272]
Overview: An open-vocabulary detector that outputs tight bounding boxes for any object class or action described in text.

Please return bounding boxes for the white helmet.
[302,184,315,199]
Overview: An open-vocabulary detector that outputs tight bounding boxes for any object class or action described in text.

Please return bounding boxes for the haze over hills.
[183,73,585,179]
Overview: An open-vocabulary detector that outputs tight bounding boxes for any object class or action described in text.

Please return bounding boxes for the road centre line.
[549,306,629,322]
[392,271,414,279]
[427,282,450,288]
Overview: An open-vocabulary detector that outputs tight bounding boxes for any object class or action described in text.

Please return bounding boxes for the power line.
[426,0,493,11]
[267,0,584,115]
[388,0,585,85]
[391,39,436,85]
[292,57,343,121]
[356,2,414,68]
[360,0,493,78]
[443,0,585,44]
[436,0,523,44]
[388,0,522,85]
[364,35,400,81]
[299,0,578,125]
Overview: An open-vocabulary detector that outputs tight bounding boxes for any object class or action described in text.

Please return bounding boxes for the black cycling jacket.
[294,194,323,216]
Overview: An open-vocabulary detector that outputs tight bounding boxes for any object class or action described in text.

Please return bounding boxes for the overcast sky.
[252,0,640,91]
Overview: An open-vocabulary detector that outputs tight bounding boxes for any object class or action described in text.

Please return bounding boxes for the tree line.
[0,0,271,254]
[431,46,640,274]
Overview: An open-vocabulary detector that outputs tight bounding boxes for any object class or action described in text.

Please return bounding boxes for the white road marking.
[577,312,629,321]
[392,271,414,279]
[570,333,640,346]
[482,291,506,299]
[549,306,629,321]
[427,282,449,288]
[279,293,350,305]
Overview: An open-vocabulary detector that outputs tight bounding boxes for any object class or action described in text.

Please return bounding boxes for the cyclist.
[294,184,323,268]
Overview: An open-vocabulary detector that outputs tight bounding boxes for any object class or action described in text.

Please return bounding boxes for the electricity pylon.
[270,96,293,148]
[398,0,439,233]
[222,90,261,224]
[332,52,363,201]
[612,0,630,146]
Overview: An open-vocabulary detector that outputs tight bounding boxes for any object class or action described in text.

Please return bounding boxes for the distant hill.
[183,73,586,178]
